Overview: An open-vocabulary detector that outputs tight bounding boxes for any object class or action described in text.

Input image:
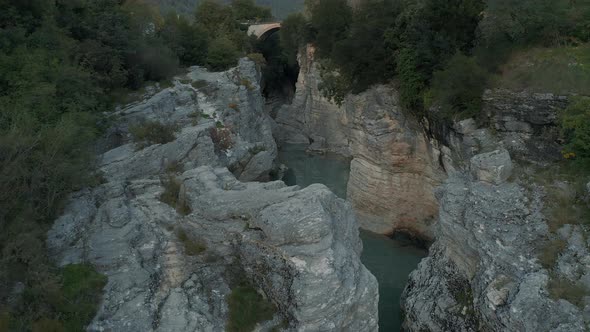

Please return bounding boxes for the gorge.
[46,46,590,331]
[3,0,590,331]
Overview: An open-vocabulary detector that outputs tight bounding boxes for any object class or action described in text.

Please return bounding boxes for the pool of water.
[278,144,426,332]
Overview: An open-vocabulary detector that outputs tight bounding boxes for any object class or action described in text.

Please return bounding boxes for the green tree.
[308,0,352,58]
[393,0,484,110]
[331,0,400,94]
[280,12,309,66]
[161,13,209,66]
[207,35,240,70]
[231,0,272,22]
[195,0,235,36]
[426,52,488,121]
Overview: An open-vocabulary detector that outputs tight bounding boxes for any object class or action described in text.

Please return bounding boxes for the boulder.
[470,149,513,185]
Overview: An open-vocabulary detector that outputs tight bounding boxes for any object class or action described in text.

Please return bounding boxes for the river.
[278,144,426,331]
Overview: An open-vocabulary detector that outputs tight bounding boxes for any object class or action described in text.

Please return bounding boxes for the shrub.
[165,160,184,174]
[548,277,589,308]
[135,40,180,83]
[280,13,310,66]
[560,97,590,159]
[317,61,350,106]
[176,229,206,256]
[229,103,240,111]
[240,78,255,91]
[427,52,489,121]
[57,264,107,331]
[159,175,191,215]
[188,111,201,119]
[129,121,179,148]
[209,127,234,152]
[206,36,240,71]
[191,79,209,89]
[538,239,567,269]
[247,53,266,67]
[226,283,276,332]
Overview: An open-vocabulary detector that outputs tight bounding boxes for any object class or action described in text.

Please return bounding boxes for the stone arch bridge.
[247,22,281,41]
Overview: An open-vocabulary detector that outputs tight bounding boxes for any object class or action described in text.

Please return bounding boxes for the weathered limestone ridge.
[402,89,590,331]
[48,59,379,332]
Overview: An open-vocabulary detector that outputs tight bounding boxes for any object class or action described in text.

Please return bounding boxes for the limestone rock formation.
[402,152,589,331]
[102,58,278,182]
[470,149,513,185]
[482,89,567,163]
[274,45,444,239]
[48,59,379,332]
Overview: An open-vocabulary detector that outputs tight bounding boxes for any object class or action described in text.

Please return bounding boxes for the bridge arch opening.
[259,27,281,42]
[250,24,299,118]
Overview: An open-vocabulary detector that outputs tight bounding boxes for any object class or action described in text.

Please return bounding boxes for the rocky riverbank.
[47,59,378,331]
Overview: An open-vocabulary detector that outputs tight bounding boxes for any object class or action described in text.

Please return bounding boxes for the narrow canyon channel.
[277,144,426,331]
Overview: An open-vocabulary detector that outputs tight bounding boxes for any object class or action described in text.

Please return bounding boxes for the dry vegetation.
[159,175,192,216]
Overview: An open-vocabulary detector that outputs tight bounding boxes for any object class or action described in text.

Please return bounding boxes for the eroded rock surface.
[402,151,589,331]
[48,60,378,332]
[274,45,444,238]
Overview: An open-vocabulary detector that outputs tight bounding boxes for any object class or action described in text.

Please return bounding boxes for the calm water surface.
[278,144,426,332]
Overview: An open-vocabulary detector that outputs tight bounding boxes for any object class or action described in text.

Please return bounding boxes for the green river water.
[278,144,426,332]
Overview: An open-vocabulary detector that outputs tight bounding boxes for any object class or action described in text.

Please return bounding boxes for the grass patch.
[165,160,183,174]
[240,78,255,91]
[538,239,568,269]
[176,229,206,256]
[248,146,266,155]
[492,44,590,95]
[188,111,201,126]
[191,80,208,90]
[519,160,590,269]
[129,121,179,149]
[227,283,276,332]
[109,80,174,106]
[524,161,590,232]
[55,264,107,331]
[159,176,191,216]
[188,111,201,119]
[548,277,589,308]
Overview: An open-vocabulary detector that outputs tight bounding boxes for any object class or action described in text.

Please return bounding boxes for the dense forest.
[0,0,276,330]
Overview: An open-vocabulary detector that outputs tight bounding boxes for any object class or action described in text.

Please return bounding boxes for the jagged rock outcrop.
[274,45,444,238]
[481,89,566,163]
[48,59,379,332]
[102,58,277,182]
[402,151,589,331]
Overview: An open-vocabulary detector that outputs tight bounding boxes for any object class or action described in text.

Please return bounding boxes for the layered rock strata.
[274,45,444,238]
[402,150,589,331]
[48,59,379,332]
